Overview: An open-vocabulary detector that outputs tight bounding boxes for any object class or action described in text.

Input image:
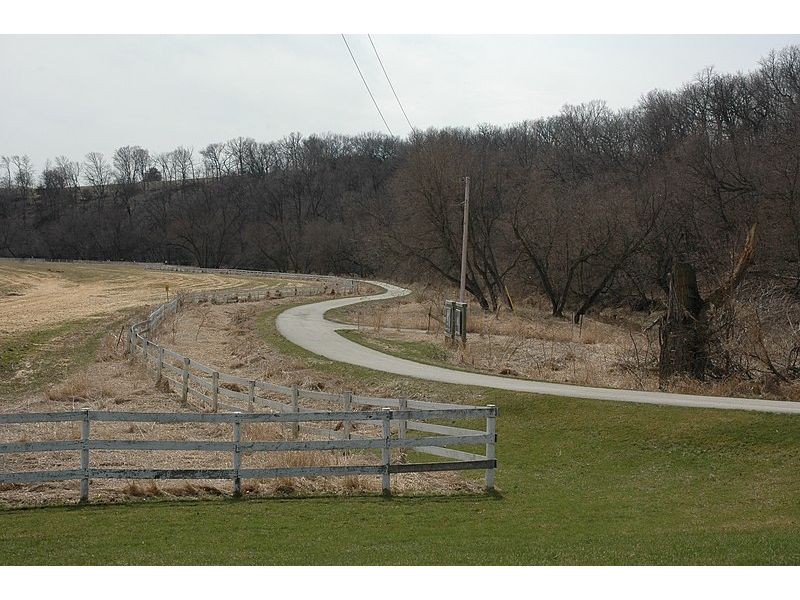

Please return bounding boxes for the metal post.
[291,385,299,439]
[382,408,391,496]
[232,413,242,497]
[486,405,497,491]
[80,408,90,503]
[181,357,190,405]
[212,371,219,412]
[459,176,470,304]
[248,380,256,412]
[342,391,352,440]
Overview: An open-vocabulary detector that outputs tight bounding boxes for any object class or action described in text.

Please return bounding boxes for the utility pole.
[459,176,470,303]
[445,176,470,345]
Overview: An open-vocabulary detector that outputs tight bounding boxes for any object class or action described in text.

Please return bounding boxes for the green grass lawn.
[342,329,451,364]
[1,299,799,564]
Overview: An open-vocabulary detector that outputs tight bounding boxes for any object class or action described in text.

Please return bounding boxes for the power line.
[341,34,393,136]
[368,34,415,133]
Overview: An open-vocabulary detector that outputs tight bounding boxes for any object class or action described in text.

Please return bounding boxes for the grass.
[342,330,450,363]
[0,317,122,399]
[1,390,799,564]
[1,296,799,564]
[340,329,511,378]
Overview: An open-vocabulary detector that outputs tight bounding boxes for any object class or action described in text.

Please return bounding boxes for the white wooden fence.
[0,406,497,502]
[0,268,498,501]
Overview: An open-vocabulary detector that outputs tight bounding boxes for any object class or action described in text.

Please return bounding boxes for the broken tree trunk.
[659,262,708,382]
[658,224,758,385]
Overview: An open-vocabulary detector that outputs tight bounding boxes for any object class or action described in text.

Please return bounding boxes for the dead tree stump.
[659,262,708,382]
[658,224,758,386]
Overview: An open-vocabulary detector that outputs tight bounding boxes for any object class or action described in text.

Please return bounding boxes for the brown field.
[0,260,308,337]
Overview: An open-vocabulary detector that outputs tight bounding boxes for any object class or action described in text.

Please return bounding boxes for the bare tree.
[200,143,226,180]
[0,156,12,189]
[83,152,112,197]
[11,155,34,199]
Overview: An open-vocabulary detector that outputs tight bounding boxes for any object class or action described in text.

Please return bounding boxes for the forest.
[2,45,799,386]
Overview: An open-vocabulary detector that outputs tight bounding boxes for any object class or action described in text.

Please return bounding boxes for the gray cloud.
[2,34,800,170]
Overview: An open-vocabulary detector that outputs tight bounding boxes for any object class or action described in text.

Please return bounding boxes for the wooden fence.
[0,407,496,502]
[0,275,498,502]
[143,263,359,294]
[126,284,496,474]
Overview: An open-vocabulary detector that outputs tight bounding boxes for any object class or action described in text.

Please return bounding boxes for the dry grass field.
[0,260,300,337]
[332,283,800,401]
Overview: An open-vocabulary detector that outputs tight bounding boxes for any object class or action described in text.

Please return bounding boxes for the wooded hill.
[2,45,799,384]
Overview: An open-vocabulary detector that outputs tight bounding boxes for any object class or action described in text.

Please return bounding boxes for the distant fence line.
[0,257,361,292]
[0,270,498,502]
[0,256,164,268]
[143,263,360,292]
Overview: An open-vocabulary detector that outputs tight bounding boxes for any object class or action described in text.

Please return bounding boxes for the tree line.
[2,45,799,385]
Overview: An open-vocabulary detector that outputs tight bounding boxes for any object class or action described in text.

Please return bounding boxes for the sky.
[2,34,800,171]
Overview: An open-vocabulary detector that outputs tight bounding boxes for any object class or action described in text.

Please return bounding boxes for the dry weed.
[662,375,791,400]
[97,332,124,362]
[121,481,163,498]
[45,374,114,403]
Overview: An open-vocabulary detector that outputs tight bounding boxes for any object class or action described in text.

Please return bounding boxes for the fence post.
[382,408,391,496]
[212,371,219,412]
[128,328,135,354]
[398,398,407,459]
[291,385,299,439]
[181,357,190,405]
[143,338,148,365]
[80,408,90,504]
[248,380,256,412]
[342,391,352,440]
[486,405,497,491]
[233,413,242,498]
[124,327,131,354]
[155,346,164,384]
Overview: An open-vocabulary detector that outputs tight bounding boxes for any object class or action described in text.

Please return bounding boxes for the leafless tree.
[83,152,112,197]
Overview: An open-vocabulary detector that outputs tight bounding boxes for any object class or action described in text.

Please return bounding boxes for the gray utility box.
[444,300,468,342]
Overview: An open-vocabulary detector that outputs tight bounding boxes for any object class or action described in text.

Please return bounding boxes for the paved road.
[276,281,800,415]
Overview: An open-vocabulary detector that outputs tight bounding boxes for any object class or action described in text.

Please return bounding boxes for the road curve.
[276,281,800,415]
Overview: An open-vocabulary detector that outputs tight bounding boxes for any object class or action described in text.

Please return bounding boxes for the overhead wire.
[367,34,415,133]
[341,34,394,136]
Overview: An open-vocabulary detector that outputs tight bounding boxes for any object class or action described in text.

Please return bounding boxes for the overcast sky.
[2,34,800,171]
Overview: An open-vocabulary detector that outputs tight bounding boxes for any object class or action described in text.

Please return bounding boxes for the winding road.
[276,281,800,415]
